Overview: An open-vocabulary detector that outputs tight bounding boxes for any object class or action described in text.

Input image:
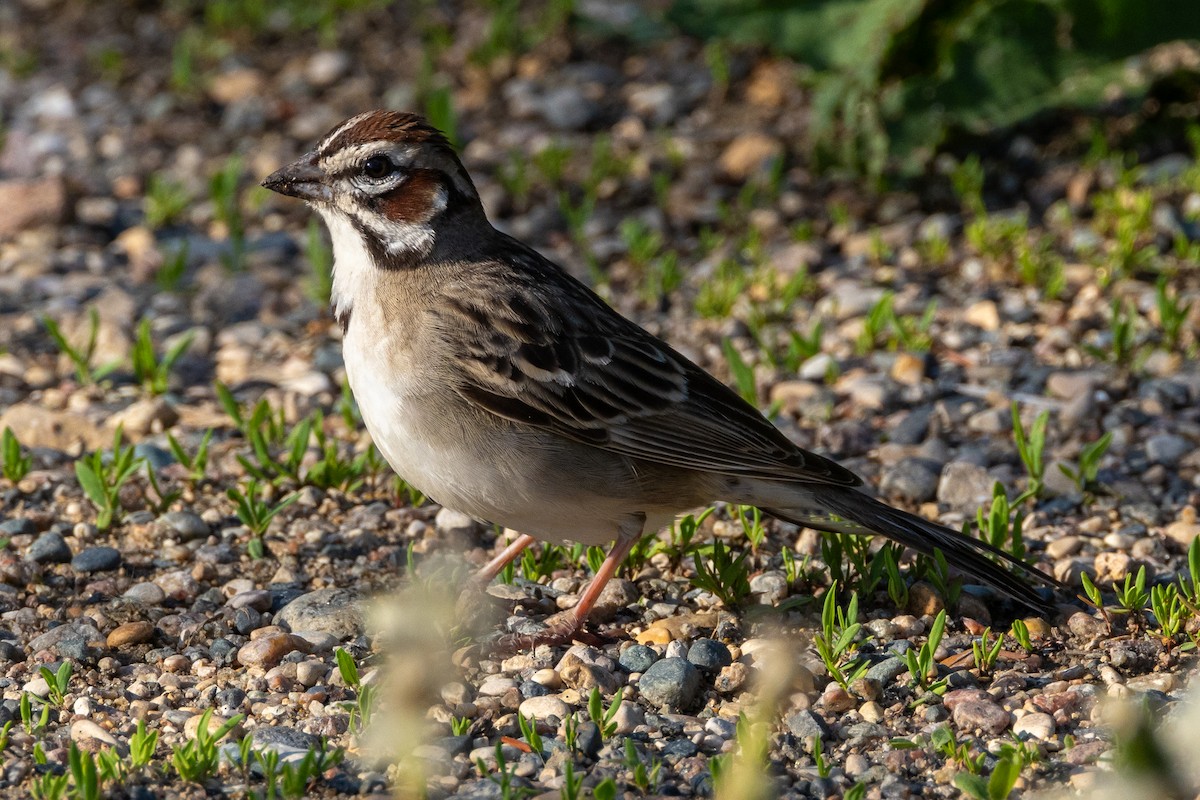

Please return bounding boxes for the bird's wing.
[430,249,861,487]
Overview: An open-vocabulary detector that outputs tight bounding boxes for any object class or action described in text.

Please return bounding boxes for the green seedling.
[144,173,190,229]
[904,609,948,693]
[30,772,68,800]
[1083,299,1140,369]
[131,318,194,395]
[39,660,72,707]
[1,427,31,482]
[43,308,119,385]
[75,426,142,531]
[476,741,530,800]
[879,543,909,609]
[21,691,50,735]
[1011,403,1048,502]
[305,219,334,306]
[157,241,190,292]
[171,709,244,783]
[623,738,662,792]
[1150,583,1188,643]
[971,627,1003,676]
[1155,275,1192,351]
[976,483,1026,562]
[520,543,565,584]
[209,155,246,270]
[587,687,622,740]
[689,539,751,607]
[1113,566,1149,615]
[812,584,869,689]
[517,711,543,758]
[930,725,985,774]
[1009,619,1033,653]
[226,478,299,557]
[954,750,1025,800]
[560,759,583,800]
[1058,431,1113,495]
[68,743,101,800]
[736,505,767,551]
[166,429,212,484]
[335,647,377,733]
[451,716,471,736]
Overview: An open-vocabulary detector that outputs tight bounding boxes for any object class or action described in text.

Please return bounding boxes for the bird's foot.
[484,612,612,655]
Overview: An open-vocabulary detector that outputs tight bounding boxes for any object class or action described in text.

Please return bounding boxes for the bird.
[262,110,1061,645]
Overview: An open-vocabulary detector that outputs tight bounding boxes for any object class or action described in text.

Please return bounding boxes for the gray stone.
[1146,434,1189,467]
[158,511,209,541]
[619,644,658,673]
[70,547,121,573]
[28,622,102,656]
[686,638,732,670]
[123,582,166,605]
[0,519,37,537]
[865,657,908,686]
[785,709,829,740]
[25,532,72,564]
[638,657,700,710]
[937,461,995,510]
[250,726,321,762]
[434,508,478,539]
[276,588,364,640]
[880,457,941,503]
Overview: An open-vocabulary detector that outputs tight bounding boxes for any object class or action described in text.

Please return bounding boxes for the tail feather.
[765,488,1063,613]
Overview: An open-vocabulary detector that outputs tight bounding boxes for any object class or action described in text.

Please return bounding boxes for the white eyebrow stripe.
[316,111,373,154]
[321,142,419,175]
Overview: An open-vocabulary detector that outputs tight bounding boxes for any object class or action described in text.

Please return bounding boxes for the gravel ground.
[1,2,1199,798]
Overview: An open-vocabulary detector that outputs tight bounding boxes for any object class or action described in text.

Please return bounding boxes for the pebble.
[106,621,154,648]
[518,695,570,720]
[434,508,478,539]
[624,642,662,676]
[937,461,996,510]
[785,709,829,740]
[69,719,119,751]
[880,457,941,503]
[611,701,645,735]
[1145,433,1189,466]
[70,547,121,573]
[25,532,72,564]
[185,713,244,742]
[123,582,166,605]
[951,698,1010,735]
[276,588,364,640]
[638,657,700,710]
[865,657,908,685]
[157,511,210,541]
[1012,712,1055,741]
[686,638,731,670]
[236,633,309,668]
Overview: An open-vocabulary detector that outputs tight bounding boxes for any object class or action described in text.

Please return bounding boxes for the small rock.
[719,133,783,181]
[963,300,1001,331]
[236,633,309,668]
[296,661,327,688]
[686,638,731,670]
[1145,434,1188,467]
[714,662,748,693]
[25,532,72,564]
[611,701,645,735]
[0,177,66,235]
[591,579,637,622]
[185,713,244,742]
[435,508,479,539]
[821,684,855,713]
[123,582,166,605]
[71,547,121,573]
[937,461,995,510]
[1164,507,1200,548]
[276,588,363,640]
[70,719,119,752]
[907,582,944,616]
[108,398,179,436]
[1012,712,1055,741]
[881,458,941,504]
[951,698,1010,735]
[158,511,209,541]
[1067,612,1106,639]
[106,622,154,648]
[305,51,350,88]
[619,644,658,673]
[785,709,829,740]
[518,695,570,721]
[638,657,700,710]
[865,657,908,686]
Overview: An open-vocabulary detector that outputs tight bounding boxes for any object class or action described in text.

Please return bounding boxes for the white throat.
[320,209,378,323]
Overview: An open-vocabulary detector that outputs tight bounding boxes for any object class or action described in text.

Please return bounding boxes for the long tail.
[764,487,1064,613]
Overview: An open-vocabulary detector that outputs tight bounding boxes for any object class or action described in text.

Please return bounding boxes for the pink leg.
[565,529,640,628]
[489,516,645,652]
[475,532,537,584]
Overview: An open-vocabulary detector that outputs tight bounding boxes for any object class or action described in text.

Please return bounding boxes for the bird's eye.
[362,155,396,180]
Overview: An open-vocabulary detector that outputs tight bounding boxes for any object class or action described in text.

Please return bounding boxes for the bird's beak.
[261,152,330,202]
